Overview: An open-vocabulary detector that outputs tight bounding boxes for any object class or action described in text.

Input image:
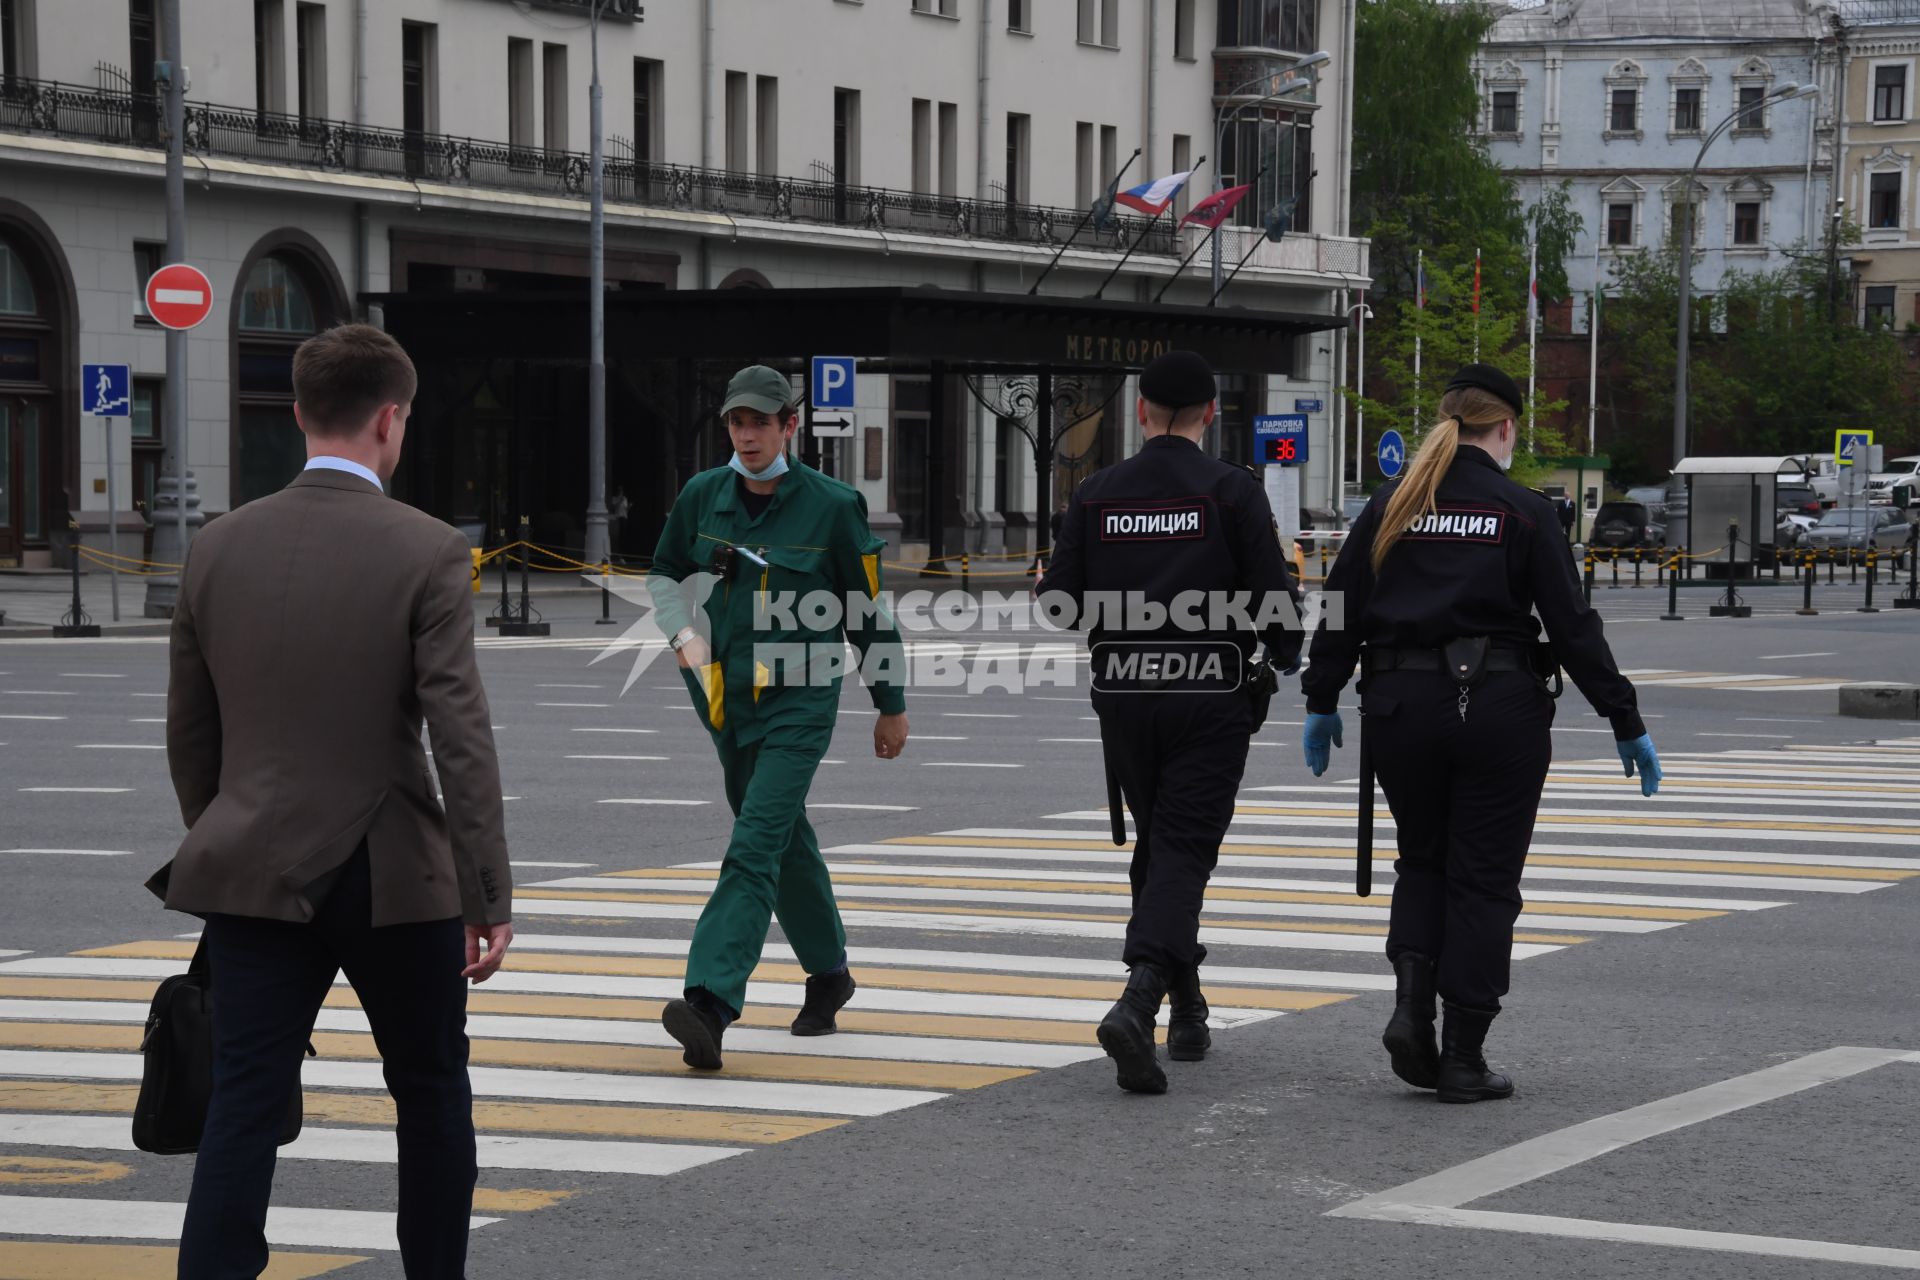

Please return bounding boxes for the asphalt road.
[0,591,1914,1278]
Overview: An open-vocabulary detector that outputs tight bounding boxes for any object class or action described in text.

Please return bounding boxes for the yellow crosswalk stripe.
[506,888,1589,944]
[606,871,1720,921]
[0,1023,1028,1092]
[0,977,1104,1047]
[1542,775,1916,794]
[0,1082,841,1146]
[0,1242,366,1279]
[1231,806,1910,835]
[879,835,1913,881]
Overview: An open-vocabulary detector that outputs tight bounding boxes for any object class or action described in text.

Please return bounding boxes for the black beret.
[1443,362,1525,417]
[1139,349,1217,410]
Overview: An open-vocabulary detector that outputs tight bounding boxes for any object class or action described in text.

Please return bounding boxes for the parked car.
[1775,512,1820,548]
[1590,501,1664,549]
[1774,484,1823,518]
[1801,505,1915,563]
[1864,455,1920,503]
[1624,485,1670,522]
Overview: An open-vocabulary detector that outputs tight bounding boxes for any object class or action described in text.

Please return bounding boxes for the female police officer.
[1299,363,1661,1103]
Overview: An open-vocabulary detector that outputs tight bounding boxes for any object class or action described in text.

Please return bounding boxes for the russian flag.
[1113,170,1194,216]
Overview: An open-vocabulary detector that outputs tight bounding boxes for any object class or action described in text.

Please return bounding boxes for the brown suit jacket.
[149,467,511,927]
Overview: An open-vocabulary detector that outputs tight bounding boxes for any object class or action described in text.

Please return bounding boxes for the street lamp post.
[1671,81,1818,530]
[1340,301,1371,521]
[582,0,611,570]
[1210,51,1328,303]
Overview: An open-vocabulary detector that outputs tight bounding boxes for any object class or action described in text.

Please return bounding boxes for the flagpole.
[1150,162,1267,305]
[1210,210,1281,302]
[1527,237,1538,449]
[1092,157,1206,300]
[1413,248,1424,428]
[1473,247,1482,361]
[1588,240,1602,456]
[1029,148,1141,296]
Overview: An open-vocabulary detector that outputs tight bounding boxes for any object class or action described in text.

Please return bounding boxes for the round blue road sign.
[1378,429,1406,478]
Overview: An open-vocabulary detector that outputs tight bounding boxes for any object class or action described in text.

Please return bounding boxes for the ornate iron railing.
[0,74,1173,255]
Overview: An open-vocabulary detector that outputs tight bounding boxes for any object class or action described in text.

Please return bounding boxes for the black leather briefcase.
[131,938,306,1155]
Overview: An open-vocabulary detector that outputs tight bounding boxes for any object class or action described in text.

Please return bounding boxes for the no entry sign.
[144,263,214,331]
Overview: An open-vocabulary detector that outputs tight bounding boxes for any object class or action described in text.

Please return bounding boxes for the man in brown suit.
[153,323,512,1280]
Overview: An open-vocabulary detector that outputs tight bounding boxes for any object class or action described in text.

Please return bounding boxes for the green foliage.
[1344,260,1572,487]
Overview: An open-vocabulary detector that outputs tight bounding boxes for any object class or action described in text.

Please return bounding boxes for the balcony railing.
[1837,0,1920,21]
[0,75,1177,256]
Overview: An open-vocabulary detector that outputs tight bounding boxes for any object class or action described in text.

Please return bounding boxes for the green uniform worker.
[648,365,910,1070]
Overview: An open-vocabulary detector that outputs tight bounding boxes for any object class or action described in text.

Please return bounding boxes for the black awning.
[367,285,1340,374]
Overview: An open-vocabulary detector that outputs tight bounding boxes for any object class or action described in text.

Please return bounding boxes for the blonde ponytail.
[1369,386,1514,574]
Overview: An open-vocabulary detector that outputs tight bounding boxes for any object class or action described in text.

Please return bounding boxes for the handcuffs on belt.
[1366,638,1562,722]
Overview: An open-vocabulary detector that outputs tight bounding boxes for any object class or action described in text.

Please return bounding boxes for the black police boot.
[1166,966,1211,1062]
[790,969,856,1037]
[662,991,731,1071]
[1096,963,1169,1094]
[1380,952,1439,1089]
[1436,1002,1514,1103]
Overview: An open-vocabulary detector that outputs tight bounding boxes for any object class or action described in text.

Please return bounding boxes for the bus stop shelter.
[1671,455,1804,578]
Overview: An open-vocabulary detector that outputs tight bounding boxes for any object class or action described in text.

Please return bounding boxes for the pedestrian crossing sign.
[1835,429,1873,467]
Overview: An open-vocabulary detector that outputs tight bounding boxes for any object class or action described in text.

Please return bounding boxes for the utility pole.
[581,0,612,569]
[144,0,199,617]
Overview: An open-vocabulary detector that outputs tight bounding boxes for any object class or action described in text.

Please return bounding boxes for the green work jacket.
[648,463,907,744]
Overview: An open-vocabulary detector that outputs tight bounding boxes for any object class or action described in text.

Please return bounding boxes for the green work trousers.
[683,720,847,1015]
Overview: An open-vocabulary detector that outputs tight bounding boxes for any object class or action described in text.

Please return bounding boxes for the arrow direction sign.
[812,413,857,439]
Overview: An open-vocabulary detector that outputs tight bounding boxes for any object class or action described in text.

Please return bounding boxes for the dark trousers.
[1367,669,1554,1014]
[178,847,475,1280]
[1094,689,1252,973]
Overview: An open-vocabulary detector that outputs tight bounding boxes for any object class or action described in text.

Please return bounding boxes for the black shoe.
[1381,952,1439,1089]
[1096,964,1169,1094]
[791,969,856,1037]
[663,994,728,1071]
[1166,965,1211,1062]
[1435,1002,1514,1103]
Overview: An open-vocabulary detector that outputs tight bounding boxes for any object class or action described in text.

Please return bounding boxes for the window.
[1174,0,1195,59]
[912,0,957,14]
[755,75,778,175]
[132,241,162,324]
[1866,284,1896,328]
[1491,90,1518,134]
[724,70,747,172]
[1,0,37,80]
[236,252,329,505]
[1733,201,1761,246]
[1074,121,1094,208]
[1005,110,1030,203]
[401,21,437,172]
[1870,171,1901,229]
[239,255,316,332]
[1100,124,1118,197]
[1875,65,1906,122]
[507,38,534,150]
[542,43,568,152]
[632,58,661,165]
[1217,0,1316,53]
[1736,84,1765,132]
[131,380,160,442]
[254,0,285,115]
[1171,133,1192,217]
[1610,88,1636,132]
[295,4,325,121]
[913,99,933,194]
[833,87,861,187]
[1674,86,1701,132]
[1007,0,1029,32]
[1078,0,1117,47]
[938,101,958,196]
[1606,202,1633,246]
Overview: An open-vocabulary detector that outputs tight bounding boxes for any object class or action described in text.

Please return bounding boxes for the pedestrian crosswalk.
[0,737,1911,1271]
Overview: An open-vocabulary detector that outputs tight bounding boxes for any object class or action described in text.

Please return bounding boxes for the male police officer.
[1039,350,1304,1094]
[647,365,909,1069]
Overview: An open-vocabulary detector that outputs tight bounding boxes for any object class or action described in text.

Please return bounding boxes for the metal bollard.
[1583,549,1595,604]
[1850,543,1859,585]
[498,516,551,637]
[1797,549,1818,616]
[52,520,101,638]
[1633,548,1644,588]
[1609,549,1621,589]
[597,560,615,626]
[1897,530,1920,608]
[1861,548,1880,613]
[961,552,970,592]
[1827,547,1836,585]
[1661,554,1683,621]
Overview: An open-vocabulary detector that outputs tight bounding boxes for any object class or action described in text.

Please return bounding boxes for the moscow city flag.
[1112,170,1195,216]
[1179,183,1253,229]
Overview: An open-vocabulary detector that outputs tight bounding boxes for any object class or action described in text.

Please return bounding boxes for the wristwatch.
[669,628,698,652]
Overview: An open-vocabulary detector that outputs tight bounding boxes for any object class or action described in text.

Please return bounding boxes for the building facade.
[1836,0,1920,329]
[0,0,1368,569]
[1479,0,1839,332]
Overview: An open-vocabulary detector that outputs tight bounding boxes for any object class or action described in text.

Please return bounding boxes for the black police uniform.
[1303,421,1643,1025]
[1038,352,1303,1092]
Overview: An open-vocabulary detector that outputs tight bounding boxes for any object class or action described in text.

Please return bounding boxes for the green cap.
[720,365,796,417]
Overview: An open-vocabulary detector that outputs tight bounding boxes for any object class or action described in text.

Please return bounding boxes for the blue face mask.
[728,450,790,482]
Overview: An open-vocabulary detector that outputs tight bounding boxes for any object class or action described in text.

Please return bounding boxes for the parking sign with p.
[811,356,855,412]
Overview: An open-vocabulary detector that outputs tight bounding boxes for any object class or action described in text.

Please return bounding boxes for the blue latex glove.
[1617,733,1662,797]
[1303,712,1344,777]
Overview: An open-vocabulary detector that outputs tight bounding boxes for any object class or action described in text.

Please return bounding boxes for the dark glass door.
[402,23,426,176]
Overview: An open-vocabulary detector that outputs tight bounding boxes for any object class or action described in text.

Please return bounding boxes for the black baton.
[1356,708,1374,898]
[1106,755,1127,847]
